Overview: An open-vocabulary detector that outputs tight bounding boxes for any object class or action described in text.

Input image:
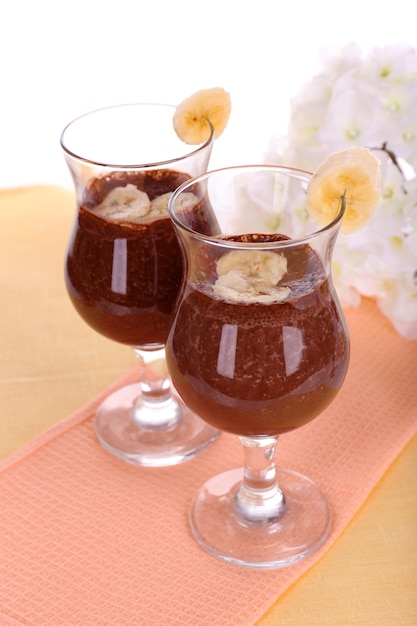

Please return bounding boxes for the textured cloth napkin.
[0,298,416,626]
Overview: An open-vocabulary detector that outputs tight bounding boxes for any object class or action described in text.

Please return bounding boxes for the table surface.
[1,185,416,625]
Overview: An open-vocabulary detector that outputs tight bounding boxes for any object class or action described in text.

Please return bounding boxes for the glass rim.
[168,164,346,249]
[59,102,215,169]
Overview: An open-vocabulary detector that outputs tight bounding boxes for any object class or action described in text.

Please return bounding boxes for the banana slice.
[94,186,199,224]
[173,87,231,145]
[307,146,381,235]
[176,191,199,210]
[150,191,199,215]
[94,184,151,223]
[213,250,289,304]
[150,192,172,216]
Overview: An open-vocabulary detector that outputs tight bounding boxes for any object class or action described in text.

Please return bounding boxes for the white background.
[2,0,416,189]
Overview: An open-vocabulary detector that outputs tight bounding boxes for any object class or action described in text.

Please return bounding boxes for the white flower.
[267,43,417,339]
[364,43,417,83]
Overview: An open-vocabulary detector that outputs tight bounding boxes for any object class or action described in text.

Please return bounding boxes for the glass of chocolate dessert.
[166,165,350,567]
[60,103,218,466]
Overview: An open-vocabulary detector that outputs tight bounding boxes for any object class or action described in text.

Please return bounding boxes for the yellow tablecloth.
[1,185,416,625]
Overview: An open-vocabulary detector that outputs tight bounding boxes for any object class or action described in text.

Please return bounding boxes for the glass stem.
[132,347,181,429]
[235,436,285,523]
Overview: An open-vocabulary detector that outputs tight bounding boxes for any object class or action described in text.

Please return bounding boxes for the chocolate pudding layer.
[166,235,349,436]
[65,169,190,347]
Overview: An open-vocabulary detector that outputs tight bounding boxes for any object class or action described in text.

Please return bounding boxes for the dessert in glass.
[166,165,350,567]
[60,103,218,466]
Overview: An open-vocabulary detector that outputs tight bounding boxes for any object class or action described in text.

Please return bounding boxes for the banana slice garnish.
[307,146,381,235]
[94,186,198,224]
[173,87,232,145]
[149,192,172,216]
[213,250,289,304]
[94,184,151,223]
[150,191,199,214]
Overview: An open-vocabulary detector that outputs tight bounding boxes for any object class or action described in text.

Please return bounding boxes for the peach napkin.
[0,299,416,626]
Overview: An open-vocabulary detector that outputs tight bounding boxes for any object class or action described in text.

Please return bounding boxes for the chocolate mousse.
[166,235,350,436]
[65,169,191,347]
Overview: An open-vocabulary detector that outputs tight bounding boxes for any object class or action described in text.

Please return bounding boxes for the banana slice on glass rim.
[306,146,381,235]
[173,87,232,145]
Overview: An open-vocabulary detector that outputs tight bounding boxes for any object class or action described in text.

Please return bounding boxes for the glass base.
[94,383,219,467]
[190,467,331,569]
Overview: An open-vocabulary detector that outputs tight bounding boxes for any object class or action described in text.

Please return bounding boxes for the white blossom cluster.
[266,43,417,339]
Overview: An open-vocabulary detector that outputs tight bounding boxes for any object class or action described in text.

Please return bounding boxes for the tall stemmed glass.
[167,165,350,567]
[61,103,218,466]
